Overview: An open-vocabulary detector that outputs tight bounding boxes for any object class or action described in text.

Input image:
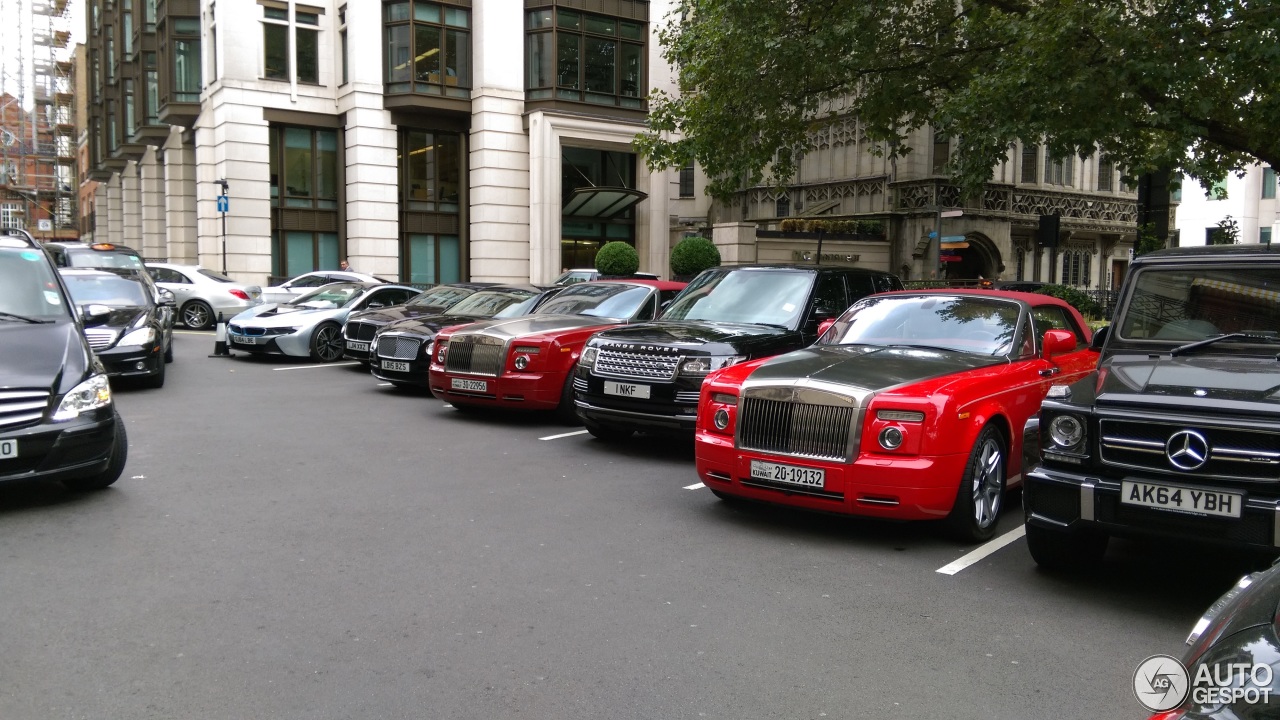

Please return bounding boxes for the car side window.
[873,274,901,293]
[812,274,847,315]
[151,267,188,284]
[632,292,658,321]
[846,274,877,302]
[291,275,326,288]
[1031,305,1085,351]
[1016,315,1037,358]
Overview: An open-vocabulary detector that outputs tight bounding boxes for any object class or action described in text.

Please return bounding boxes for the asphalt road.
[1,331,1261,720]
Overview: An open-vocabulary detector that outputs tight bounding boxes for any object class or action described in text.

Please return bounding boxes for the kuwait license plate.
[0,438,16,459]
[604,381,651,399]
[1121,480,1242,518]
[381,360,410,372]
[232,335,259,344]
[346,341,370,352]
[451,378,488,392]
[750,459,825,488]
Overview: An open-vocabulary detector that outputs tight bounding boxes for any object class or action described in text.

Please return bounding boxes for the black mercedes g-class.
[0,230,128,490]
[572,264,902,439]
[1025,244,1280,568]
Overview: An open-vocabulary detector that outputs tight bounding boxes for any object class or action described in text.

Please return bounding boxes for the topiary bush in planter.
[670,236,721,279]
[594,241,640,277]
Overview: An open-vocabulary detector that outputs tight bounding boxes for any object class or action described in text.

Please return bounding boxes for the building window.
[122,0,134,58]
[384,1,470,98]
[1263,167,1276,199]
[143,0,156,31]
[1097,159,1113,192]
[269,126,340,209]
[144,52,159,124]
[525,8,645,109]
[1060,249,1090,286]
[678,163,694,198]
[172,18,202,102]
[1209,177,1228,199]
[106,32,116,82]
[339,5,348,85]
[406,234,462,285]
[775,195,790,218]
[263,7,289,80]
[1043,149,1073,187]
[1015,249,1025,281]
[123,79,136,138]
[1020,142,1038,183]
[401,130,461,212]
[932,131,949,176]
[1262,227,1272,245]
[278,231,340,278]
[107,99,119,152]
[0,203,21,230]
[296,11,319,84]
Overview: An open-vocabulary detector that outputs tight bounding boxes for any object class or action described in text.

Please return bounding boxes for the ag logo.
[1134,654,1190,712]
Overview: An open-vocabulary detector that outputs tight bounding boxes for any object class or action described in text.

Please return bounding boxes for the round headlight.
[514,354,530,371]
[435,344,447,363]
[878,426,904,450]
[713,408,730,430]
[1049,415,1084,448]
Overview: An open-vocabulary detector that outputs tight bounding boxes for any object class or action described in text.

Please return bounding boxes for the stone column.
[344,104,399,279]
[93,184,111,240]
[163,127,198,264]
[139,146,166,261]
[120,161,141,252]
[106,174,122,244]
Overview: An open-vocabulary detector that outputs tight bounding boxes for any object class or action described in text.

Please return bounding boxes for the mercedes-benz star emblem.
[1166,429,1210,471]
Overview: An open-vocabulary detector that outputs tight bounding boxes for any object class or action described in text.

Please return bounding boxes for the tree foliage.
[1035,284,1104,319]
[637,0,1280,200]
[1210,215,1240,245]
[594,241,640,276]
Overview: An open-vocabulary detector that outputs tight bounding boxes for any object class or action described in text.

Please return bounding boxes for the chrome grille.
[0,389,49,430]
[377,335,420,360]
[1100,418,1280,482]
[573,376,588,392]
[738,396,855,461]
[444,335,505,376]
[593,348,679,381]
[346,321,378,341]
[675,390,701,404]
[83,327,118,351]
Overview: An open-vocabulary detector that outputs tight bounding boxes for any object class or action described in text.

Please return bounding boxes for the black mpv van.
[0,229,127,490]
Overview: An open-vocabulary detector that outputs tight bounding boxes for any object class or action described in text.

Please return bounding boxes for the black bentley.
[342,282,496,364]
[370,285,562,389]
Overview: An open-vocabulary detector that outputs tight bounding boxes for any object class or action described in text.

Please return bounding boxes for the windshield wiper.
[0,311,53,324]
[882,343,963,354]
[1170,332,1280,356]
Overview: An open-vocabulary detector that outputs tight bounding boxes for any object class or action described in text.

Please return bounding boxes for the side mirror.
[817,317,838,338]
[1042,329,1077,358]
[158,288,177,306]
[1090,325,1109,351]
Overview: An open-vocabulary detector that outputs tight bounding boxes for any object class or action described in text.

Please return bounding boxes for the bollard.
[208,312,234,358]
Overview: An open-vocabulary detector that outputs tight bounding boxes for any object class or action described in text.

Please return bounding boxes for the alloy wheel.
[971,438,1004,528]
[315,326,343,362]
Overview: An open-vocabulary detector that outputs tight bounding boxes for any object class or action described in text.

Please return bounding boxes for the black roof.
[1133,244,1280,265]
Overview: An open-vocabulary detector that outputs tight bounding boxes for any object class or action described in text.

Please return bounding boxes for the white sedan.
[260,270,384,305]
[146,262,263,330]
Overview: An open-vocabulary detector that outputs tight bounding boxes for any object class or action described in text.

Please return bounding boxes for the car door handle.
[1039,367,1060,377]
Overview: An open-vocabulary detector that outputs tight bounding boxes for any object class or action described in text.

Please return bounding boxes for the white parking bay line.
[273,362,360,371]
[683,482,705,490]
[539,429,589,441]
[376,383,392,387]
[173,330,210,336]
[936,526,1026,576]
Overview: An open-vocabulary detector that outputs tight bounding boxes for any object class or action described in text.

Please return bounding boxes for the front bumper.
[430,369,566,410]
[343,340,374,362]
[695,429,969,520]
[1024,464,1280,550]
[97,344,164,377]
[572,369,702,432]
[0,412,117,484]
[371,357,431,387]
[227,328,310,357]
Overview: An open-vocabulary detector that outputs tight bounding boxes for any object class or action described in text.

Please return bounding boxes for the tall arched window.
[1060,249,1091,286]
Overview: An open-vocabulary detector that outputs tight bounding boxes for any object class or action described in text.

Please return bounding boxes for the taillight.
[229,289,250,300]
[1147,711,1185,720]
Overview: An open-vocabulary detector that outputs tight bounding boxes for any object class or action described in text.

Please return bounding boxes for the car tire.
[1025,521,1108,571]
[181,300,215,331]
[139,354,166,389]
[309,322,344,363]
[164,337,174,364]
[61,414,127,491]
[556,378,581,425]
[584,420,632,442]
[944,425,1006,543]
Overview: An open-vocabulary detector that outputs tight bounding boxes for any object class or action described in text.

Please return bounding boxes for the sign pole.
[216,179,230,274]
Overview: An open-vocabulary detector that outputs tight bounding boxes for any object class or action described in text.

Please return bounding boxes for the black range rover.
[0,230,127,490]
[573,265,902,439]
[1025,245,1280,568]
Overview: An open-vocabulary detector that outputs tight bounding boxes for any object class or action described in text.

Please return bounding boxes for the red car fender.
[949,400,1019,480]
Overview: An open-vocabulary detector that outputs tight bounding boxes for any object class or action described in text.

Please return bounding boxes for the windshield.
[62,273,150,307]
[1118,266,1280,345]
[290,283,364,308]
[445,288,537,317]
[821,295,1021,355]
[0,246,68,320]
[661,269,814,328]
[68,249,145,270]
[535,283,652,319]
[408,286,475,308]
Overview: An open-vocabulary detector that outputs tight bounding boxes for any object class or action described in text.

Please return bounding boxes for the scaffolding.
[0,0,77,240]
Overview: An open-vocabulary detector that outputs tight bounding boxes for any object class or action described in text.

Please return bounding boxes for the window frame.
[524,7,646,110]
[383,1,471,97]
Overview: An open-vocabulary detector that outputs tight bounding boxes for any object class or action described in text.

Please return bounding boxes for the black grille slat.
[346,322,378,341]
[739,396,853,461]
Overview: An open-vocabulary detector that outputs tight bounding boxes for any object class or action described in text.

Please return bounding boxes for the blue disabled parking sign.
[217,195,229,213]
